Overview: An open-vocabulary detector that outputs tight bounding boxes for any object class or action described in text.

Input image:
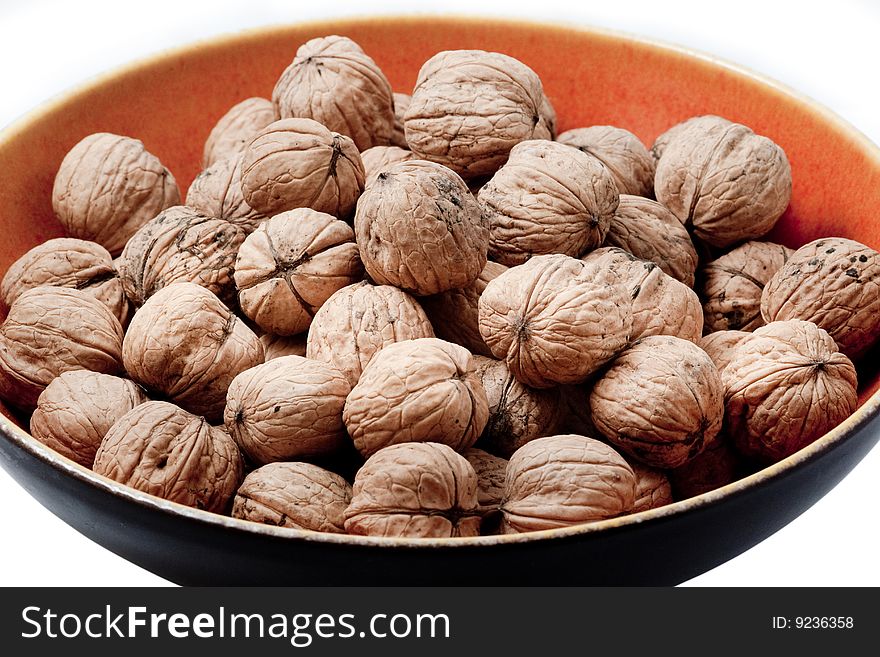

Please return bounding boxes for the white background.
[0,0,878,587]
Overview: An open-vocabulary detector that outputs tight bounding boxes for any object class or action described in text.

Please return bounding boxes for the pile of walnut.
[2,36,878,539]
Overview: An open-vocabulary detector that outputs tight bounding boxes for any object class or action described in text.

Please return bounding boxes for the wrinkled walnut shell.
[650,115,732,163]
[557,126,655,197]
[630,464,674,513]
[360,145,417,187]
[203,97,277,168]
[185,156,266,233]
[698,330,753,374]
[669,436,740,500]
[463,447,507,519]
[391,93,411,148]
[259,333,307,362]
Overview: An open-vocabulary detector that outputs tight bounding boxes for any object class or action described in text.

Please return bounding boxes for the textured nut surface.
[203,97,277,168]
[360,145,417,187]
[391,93,411,148]
[52,133,180,255]
[723,320,858,462]
[234,209,363,336]
[225,355,351,465]
[29,371,147,468]
[630,464,674,513]
[479,254,632,387]
[122,283,263,421]
[590,335,724,468]
[761,237,880,358]
[355,159,488,295]
[404,50,554,179]
[117,205,246,306]
[669,437,740,500]
[650,115,732,163]
[232,462,352,532]
[93,401,243,512]
[463,447,507,518]
[343,338,489,457]
[700,240,792,332]
[500,434,636,533]
[260,333,307,361]
[478,139,618,265]
[185,156,266,233]
[240,118,365,218]
[557,126,655,197]
[0,287,124,409]
[344,442,481,538]
[273,35,394,151]
[698,330,753,374]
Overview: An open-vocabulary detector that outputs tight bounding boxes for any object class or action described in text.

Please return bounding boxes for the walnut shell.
[700,240,792,332]
[273,35,394,151]
[240,118,365,218]
[668,436,740,500]
[29,371,147,468]
[500,434,636,533]
[478,139,618,265]
[93,400,243,512]
[360,145,417,187]
[185,156,266,233]
[0,287,124,409]
[697,330,753,374]
[117,205,246,306]
[225,355,350,465]
[0,237,129,324]
[463,447,507,518]
[259,333,307,362]
[232,462,352,532]
[650,115,732,163]
[344,442,481,538]
[306,281,435,386]
[556,126,655,197]
[203,97,277,168]
[630,464,674,513]
[590,335,724,469]
[122,282,263,421]
[343,338,489,457]
[391,93,411,148]
[723,320,858,463]
[760,237,880,358]
[234,208,363,336]
[404,50,554,179]
[558,383,601,437]
[52,133,180,255]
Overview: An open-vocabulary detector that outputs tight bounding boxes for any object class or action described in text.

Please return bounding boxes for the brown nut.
[722,320,858,463]
[93,400,243,512]
[273,35,394,151]
[0,287,124,409]
[760,237,880,358]
[203,97,277,168]
[404,50,554,179]
[122,282,263,421]
[478,139,618,265]
[234,208,363,336]
[556,126,655,197]
[343,338,489,457]
[185,156,267,233]
[240,118,365,218]
[117,205,246,306]
[391,93,411,148]
[225,355,351,465]
[306,281,435,386]
[0,237,129,324]
[650,115,732,163]
[463,447,507,519]
[668,436,740,500]
[232,462,352,532]
[697,330,753,374]
[344,442,481,538]
[630,464,674,513]
[500,434,636,533]
[29,371,147,468]
[360,145,417,187]
[52,133,180,255]
[590,335,724,469]
[259,333,307,362]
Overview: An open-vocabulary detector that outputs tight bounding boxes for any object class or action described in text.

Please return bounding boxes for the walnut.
[203,97,277,168]
[234,208,363,336]
[630,464,674,513]
[654,120,791,248]
[698,330,753,374]
[272,35,394,151]
[556,126,655,197]
[558,384,600,437]
[360,145,417,187]
[590,335,724,469]
[471,355,562,458]
[478,139,618,265]
[420,260,507,357]
[0,237,129,324]
[650,115,732,163]
[463,447,507,519]
[722,320,858,463]
[240,118,365,218]
[354,159,488,295]
[404,50,555,179]
[669,436,740,500]
[391,93,411,148]
[344,442,481,538]
[259,333,307,361]
[117,206,245,306]
[52,133,180,255]
[0,287,124,409]
[500,434,636,533]
[343,338,489,457]
[185,156,266,233]
[761,237,880,358]
[478,254,632,388]
[232,462,352,532]
[122,282,263,421]
[306,281,435,386]
[700,240,792,332]
[225,355,350,465]
[93,400,243,512]
[29,371,147,468]
[603,195,698,287]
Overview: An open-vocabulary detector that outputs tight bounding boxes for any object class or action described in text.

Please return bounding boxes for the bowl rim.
[2,13,879,550]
